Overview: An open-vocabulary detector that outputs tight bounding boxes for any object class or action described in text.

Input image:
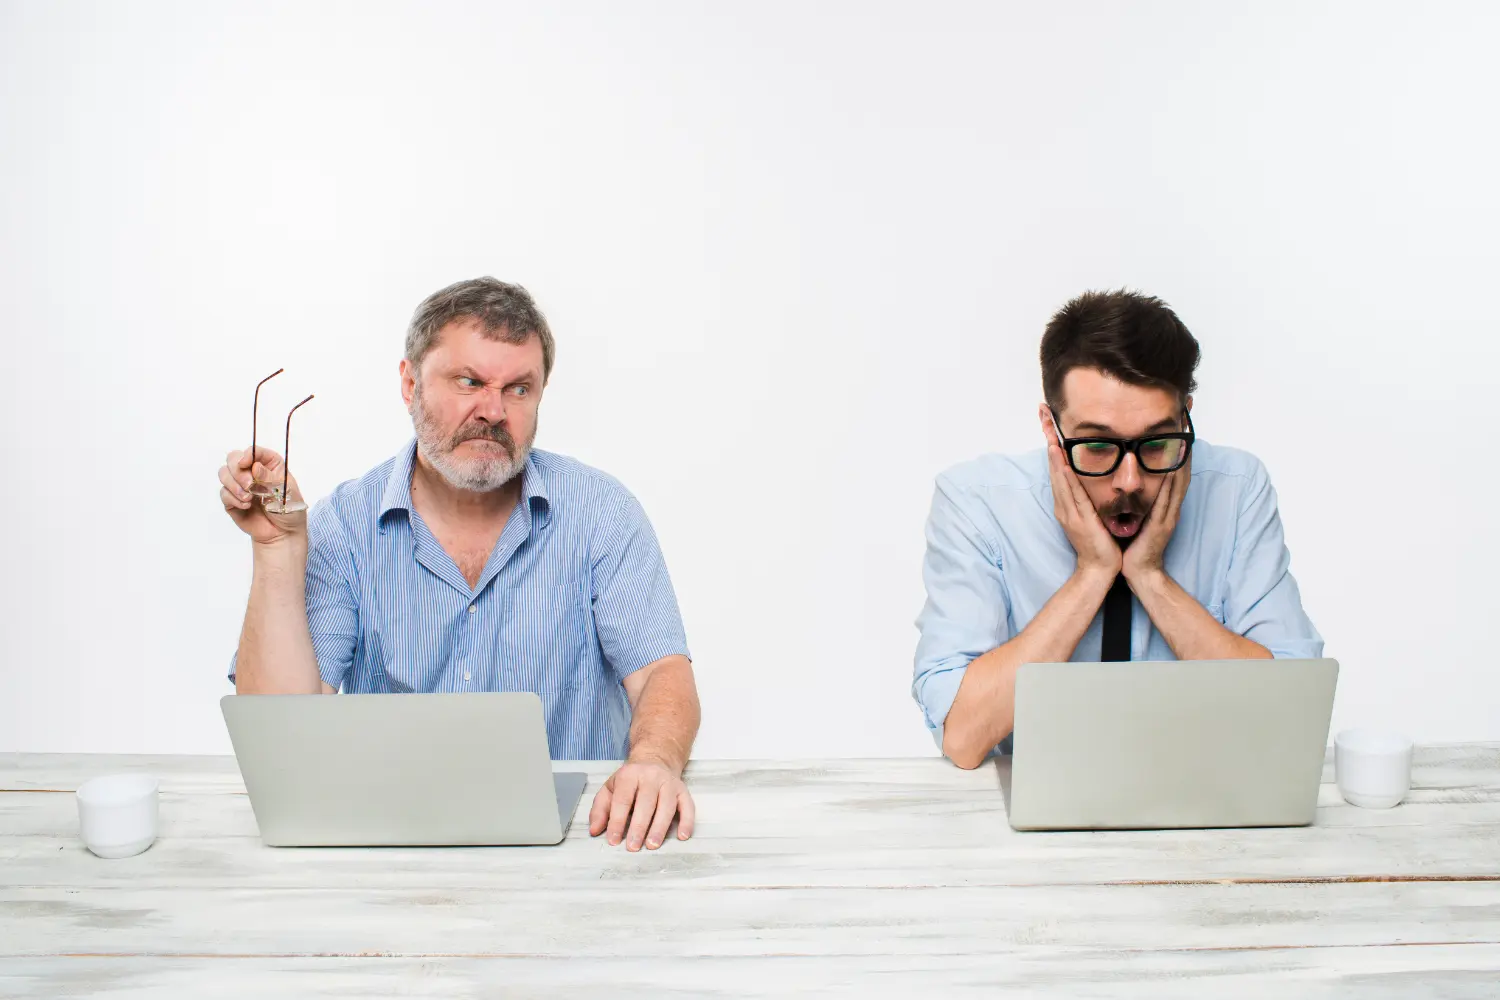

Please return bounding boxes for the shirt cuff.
[611,640,692,682]
[914,661,968,743]
[1267,640,1326,660]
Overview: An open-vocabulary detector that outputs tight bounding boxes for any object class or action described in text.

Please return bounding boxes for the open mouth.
[1106,511,1142,538]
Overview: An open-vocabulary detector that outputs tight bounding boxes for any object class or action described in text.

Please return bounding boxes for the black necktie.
[1102,573,1132,661]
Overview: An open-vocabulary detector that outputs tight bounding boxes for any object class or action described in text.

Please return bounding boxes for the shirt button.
[464,672,472,682]
[468,605,476,614]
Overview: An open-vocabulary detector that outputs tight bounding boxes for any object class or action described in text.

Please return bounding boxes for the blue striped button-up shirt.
[229,441,690,759]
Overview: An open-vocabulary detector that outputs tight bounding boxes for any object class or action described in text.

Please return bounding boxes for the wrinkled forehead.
[1055,368,1182,436]
[424,318,545,383]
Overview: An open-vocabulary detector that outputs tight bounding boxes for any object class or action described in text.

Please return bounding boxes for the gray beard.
[410,385,533,492]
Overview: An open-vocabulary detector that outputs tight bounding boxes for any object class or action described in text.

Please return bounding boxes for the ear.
[1184,394,1194,414]
[400,359,418,410]
[1038,402,1061,447]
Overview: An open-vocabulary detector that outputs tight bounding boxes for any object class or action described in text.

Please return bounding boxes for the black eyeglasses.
[1050,408,1195,477]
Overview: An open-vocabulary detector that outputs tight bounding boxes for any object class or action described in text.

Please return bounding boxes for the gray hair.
[404,277,555,380]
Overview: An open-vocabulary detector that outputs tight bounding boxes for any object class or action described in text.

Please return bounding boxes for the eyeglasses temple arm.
[252,368,285,471]
[282,394,315,502]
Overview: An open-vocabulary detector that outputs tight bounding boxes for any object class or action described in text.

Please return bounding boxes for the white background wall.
[2,1,1497,756]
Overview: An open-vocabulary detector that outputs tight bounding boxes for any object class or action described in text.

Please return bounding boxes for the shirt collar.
[379,439,552,528]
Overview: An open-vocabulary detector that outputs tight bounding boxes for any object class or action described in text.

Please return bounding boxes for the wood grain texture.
[6,881,1500,957]
[2,747,1498,995]
[5,817,1499,891]
[2,947,1499,1000]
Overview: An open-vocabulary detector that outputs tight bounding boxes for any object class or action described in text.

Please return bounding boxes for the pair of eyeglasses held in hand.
[1049,408,1195,477]
[250,369,315,514]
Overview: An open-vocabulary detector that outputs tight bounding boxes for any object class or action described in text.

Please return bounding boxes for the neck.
[410,449,524,523]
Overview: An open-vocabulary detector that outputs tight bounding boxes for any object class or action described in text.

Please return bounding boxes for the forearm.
[942,567,1115,768]
[235,540,323,694]
[1129,569,1271,661]
[626,657,700,776]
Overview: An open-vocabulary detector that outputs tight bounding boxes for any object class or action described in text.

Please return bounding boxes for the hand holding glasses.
[245,369,314,515]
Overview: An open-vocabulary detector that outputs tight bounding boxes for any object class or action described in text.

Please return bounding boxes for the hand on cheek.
[1123,460,1190,582]
[1041,409,1122,578]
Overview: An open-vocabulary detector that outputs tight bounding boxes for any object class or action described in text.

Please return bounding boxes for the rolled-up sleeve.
[227,503,359,691]
[1224,462,1324,659]
[591,491,690,682]
[912,476,1014,748]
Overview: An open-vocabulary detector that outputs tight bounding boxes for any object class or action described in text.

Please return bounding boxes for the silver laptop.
[1000,658,1338,831]
[221,692,588,846]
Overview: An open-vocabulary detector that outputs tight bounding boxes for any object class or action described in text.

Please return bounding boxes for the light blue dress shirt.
[229,441,690,760]
[912,440,1322,752]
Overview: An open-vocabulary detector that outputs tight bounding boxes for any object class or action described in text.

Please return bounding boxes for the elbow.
[948,750,988,771]
[942,729,990,770]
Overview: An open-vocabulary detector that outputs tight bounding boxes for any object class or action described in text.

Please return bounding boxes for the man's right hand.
[219,446,308,545]
[1040,408,1121,579]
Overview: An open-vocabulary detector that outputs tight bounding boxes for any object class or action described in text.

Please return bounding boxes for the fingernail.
[646,839,660,849]
[628,840,640,850]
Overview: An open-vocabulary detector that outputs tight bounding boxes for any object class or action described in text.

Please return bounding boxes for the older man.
[218,277,700,851]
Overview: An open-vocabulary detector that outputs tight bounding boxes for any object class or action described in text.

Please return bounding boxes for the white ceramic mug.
[76,774,160,858]
[1334,729,1412,809]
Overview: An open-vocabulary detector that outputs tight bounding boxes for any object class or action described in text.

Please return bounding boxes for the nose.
[1111,450,1143,494]
[471,386,508,425]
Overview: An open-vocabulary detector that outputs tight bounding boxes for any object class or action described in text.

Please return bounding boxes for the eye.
[457,376,482,389]
[510,384,530,397]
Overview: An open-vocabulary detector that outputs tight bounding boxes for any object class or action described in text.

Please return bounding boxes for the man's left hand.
[1122,457,1191,584]
[589,759,695,851]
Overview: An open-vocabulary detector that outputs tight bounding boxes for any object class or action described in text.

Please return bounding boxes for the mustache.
[449,422,516,457]
[1100,493,1148,520]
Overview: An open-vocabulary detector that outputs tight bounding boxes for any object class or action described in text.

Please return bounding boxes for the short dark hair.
[1040,289,1199,410]
[405,277,555,380]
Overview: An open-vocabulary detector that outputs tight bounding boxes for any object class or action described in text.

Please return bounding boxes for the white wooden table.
[3,748,1498,997]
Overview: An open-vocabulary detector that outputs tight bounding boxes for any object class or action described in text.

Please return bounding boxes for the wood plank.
[4,819,1499,891]
[4,946,1500,999]
[0,754,247,793]
[3,882,1499,959]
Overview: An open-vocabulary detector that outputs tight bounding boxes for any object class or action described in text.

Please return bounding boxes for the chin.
[423,450,522,492]
[462,460,522,489]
